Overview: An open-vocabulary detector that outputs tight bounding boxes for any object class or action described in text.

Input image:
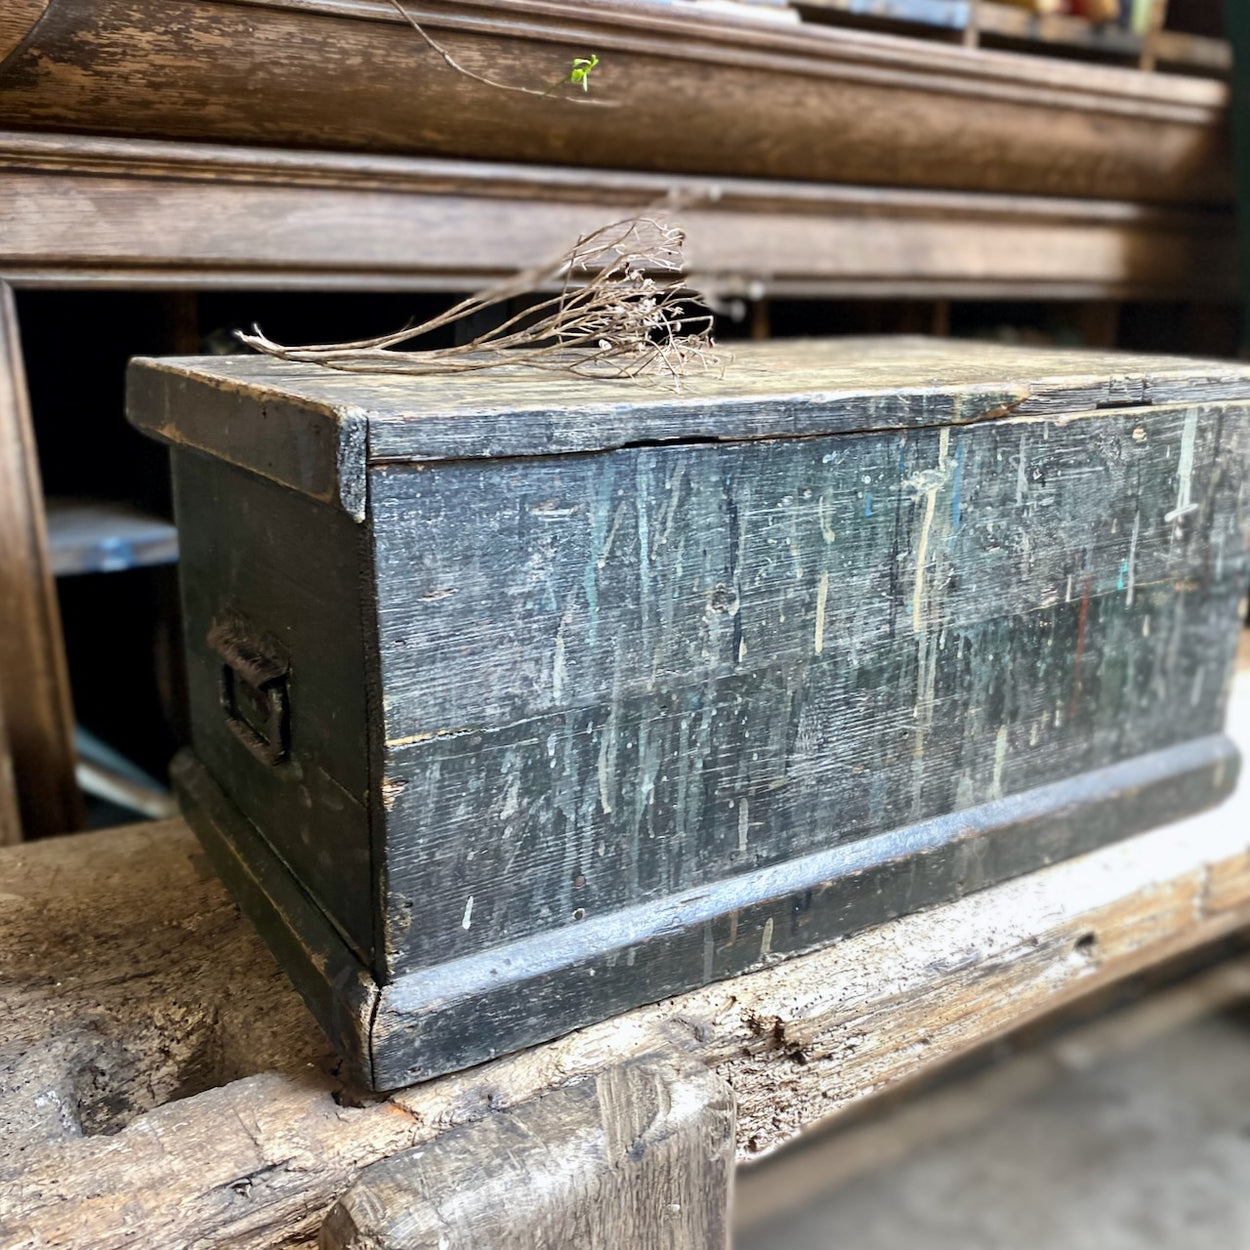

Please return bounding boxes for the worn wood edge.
[4,745,1250,1245]
[0,0,50,68]
[0,817,331,1157]
[732,954,1250,1230]
[124,362,367,520]
[128,347,1250,466]
[0,281,81,837]
[321,1054,736,1249]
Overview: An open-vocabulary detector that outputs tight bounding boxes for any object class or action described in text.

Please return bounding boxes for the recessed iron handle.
[207,617,290,766]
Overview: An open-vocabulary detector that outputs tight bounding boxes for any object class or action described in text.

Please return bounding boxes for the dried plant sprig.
[237,216,725,387]
[388,0,616,107]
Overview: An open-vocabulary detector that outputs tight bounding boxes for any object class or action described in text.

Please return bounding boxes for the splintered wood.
[3,673,1250,1247]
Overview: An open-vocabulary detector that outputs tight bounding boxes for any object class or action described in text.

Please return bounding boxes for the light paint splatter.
[552,632,566,701]
[1166,410,1200,534]
[991,725,1008,800]
[461,895,474,930]
[814,571,829,655]
[1125,510,1140,606]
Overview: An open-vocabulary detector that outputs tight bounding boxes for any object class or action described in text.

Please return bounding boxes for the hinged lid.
[127,337,1250,520]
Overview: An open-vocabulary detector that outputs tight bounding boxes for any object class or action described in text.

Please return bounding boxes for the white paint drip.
[1126,509,1140,607]
[552,592,578,701]
[597,716,616,814]
[760,916,774,959]
[991,725,1009,800]
[552,632,566,701]
[909,428,951,781]
[738,796,750,855]
[818,494,837,545]
[814,571,829,655]
[461,895,474,930]
[1167,410,1199,534]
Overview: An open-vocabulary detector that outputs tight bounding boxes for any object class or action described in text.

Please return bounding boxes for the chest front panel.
[370,403,1250,975]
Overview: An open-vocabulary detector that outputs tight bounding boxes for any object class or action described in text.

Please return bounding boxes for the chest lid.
[126,337,1250,520]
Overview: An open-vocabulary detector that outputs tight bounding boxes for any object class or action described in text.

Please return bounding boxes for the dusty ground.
[737,1010,1250,1250]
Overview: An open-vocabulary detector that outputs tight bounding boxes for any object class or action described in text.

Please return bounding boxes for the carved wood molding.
[0,132,1236,299]
[0,0,1229,201]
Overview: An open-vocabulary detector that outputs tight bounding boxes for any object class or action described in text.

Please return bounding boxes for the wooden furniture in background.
[0,0,1232,204]
[0,283,80,841]
[0,132,1236,300]
[44,500,178,578]
[0,702,20,846]
[810,0,1224,71]
[1227,0,1250,353]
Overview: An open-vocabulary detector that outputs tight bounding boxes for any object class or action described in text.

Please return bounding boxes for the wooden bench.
[3,669,1250,1247]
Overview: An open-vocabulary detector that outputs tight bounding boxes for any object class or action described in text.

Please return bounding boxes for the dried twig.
[388,0,616,106]
[238,216,725,387]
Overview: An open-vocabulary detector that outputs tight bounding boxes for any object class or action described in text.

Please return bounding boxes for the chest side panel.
[174,451,376,965]
[370,404,1250,976]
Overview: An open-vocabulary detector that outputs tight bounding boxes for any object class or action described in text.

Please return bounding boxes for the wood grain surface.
[322,1055,735,1249]
[0,0,1230,203]
[0,283,80,840]
[1,132,1235,298]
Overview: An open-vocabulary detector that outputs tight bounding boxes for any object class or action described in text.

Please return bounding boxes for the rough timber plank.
[4,675,1250,1246]
[321,1055,735,1250]
[0,132,1234,299]
[0,282,80,839]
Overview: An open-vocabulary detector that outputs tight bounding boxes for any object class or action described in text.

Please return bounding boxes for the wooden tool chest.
[126,337,1250,1089]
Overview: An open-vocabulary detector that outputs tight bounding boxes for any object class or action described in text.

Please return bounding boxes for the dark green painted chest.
[127,337,1250,1090]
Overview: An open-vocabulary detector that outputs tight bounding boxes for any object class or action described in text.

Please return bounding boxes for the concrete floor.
[737,1011,1250,1250]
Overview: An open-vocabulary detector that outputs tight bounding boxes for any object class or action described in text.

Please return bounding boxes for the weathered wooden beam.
[0,132,1236,300]
[0,282,80,840]
[0,0,1229,203]
[322,1055,735,1250]
[3,680,1250,1248]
